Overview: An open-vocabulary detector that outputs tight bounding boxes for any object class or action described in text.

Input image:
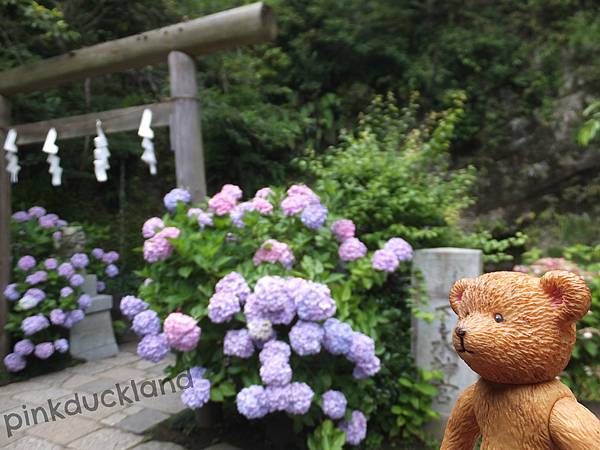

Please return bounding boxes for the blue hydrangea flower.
[34,342,55,359]
[223,329,254,359]
[294,281,336,322]
[44,258,58,270]
[216,272,251,303]
[3,283,19,301]
[132,310,161,336]
[300,203,328,229]
[236,385,269,419]
[60,287,74,298]
[323,318,354,355]
[182,378,211,409]
[25,288,45,301]
[137,333,170,362]
[120,296,149,319]
[70,253,89,269]
[17,256,36,271]
[251,276,296,324]
[78,294,92,311]
[54,339,69,354]
[259,359,292,386]
[265,385,290,413]
[285,382,314,415]
[63,310,85,328]
[50,309,66,326]
[69,274,84,287]
[58,262,75,278]
[208,292,240,323]
[21,314,49,336]
[339,410,367,445]
[258,340,291,365]
[353,355,381,379]
[322,390,347,420]
[289,321,324,356]
[3,353,26,372]
[14,339,34,356]
[347,332,376,365]
[26,270,47,285]
[164,188,191,211]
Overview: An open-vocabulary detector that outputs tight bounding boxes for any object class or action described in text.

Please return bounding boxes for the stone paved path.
[0,342,189,450]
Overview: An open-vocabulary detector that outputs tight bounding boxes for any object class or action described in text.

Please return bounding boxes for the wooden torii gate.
[0,2,276,356]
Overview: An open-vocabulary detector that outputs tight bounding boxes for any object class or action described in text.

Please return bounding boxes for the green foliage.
[307,420,346,450]
[578,101,600,146]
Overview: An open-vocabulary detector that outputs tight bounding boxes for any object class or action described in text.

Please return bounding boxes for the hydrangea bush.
[123,185,416,448]
[3,208,121,373]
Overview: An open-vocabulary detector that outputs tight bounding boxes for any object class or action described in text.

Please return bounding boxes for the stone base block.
[70,294,119,361]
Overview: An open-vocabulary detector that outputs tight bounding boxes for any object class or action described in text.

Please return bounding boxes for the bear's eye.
[494,313,504,323]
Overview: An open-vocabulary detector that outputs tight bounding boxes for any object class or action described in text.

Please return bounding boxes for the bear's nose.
[455,327,467,338]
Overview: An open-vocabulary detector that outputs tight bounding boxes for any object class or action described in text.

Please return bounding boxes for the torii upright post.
[0,96,11,357]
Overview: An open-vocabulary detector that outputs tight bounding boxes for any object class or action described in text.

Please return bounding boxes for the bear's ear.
[449,278,474,315]
[540,270,591,322]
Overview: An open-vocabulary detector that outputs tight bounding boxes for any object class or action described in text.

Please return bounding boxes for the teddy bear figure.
[441,270,600,450]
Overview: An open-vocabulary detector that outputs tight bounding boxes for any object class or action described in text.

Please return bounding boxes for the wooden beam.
[0,2,276,95]
[169,51,206,202]
[11,102,172,145]
[0,96,11,358]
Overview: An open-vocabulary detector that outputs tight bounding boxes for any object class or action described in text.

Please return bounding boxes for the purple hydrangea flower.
[102,251,120,264]
[323,318,354,355]
[164,188,191,211]
[236,385,269,419]
[14,339,34,356]
[69,274,84,287]
[260,359,292,386]
[120,296,149,319]
[250,276,296,325]
[286,382,314,415]
[265,386,289,412]
[181,377,211,410]
[21,314,50,336]
[137,333,170,362]
[3,283,19,301]
[142,217,165,238]
[25,288,45,301]
[17,255,36,271]
[63,310,85,328]
[294,281,336,322]
[339,238,368,262]
[70,253,89,269]
[56,219,67,227]
[50,309,67,326]
[44,258,58,270]
[97,281,106,292]
[300,203,328,229]
[353,355,381,379]
[383,237,413,262]
[3,353,26,372]
[216,272,251,303]
[259,340,291,365]
[34,342,55,359]
[78,294,92,310]
[54,339,69,354]
[208,292,240,323]
[27,206,46,218]
[322,390,347,420]
[132,310,161,336]
[26,270,48,285]
[252,240,295,269]
[230,202,256,228]
[224,329,254,359]
[371,249,399,272]
[289,321,324,356]
[52,231,62,241]
[39,214,58,228]
[331,219,356,241]
[12,211,30,222]
[339,410,367,445]
[347,332,376,365]
[60,287,74,298]
[58,262,75,278]
[105,264,119,278]
[91,248,104,259]
[197,210,213,229]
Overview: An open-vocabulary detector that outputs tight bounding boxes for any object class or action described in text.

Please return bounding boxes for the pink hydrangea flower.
[143,227,181,263]
[252,197,273,215]
[163,312,201,351]
[208,192,237,216]
[280,185,320,216]
[331,219,355,241]
[255,187,274,199]
[253,239,295,269]
[220,184,243,200]
[142,217,165,238]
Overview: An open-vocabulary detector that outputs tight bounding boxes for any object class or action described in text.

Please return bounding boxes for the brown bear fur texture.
[440,270,600,450]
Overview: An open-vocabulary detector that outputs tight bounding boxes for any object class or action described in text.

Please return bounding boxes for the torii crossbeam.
[0,2,276,356]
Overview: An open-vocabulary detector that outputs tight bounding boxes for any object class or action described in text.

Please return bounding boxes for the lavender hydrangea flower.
[78,294,92,310]
[322,390,347,420]
[69,274,85,287]
[371,249,399,272]
[63,310,85,328]
[236,385,269,419]
[260,359,292,386]
[50,309,67,326]
[25,288,45,301]
[44,258,58,270]
[182,377,211,410]
[132,310,161,336]
[52,231,62,241]
[230,202,256,228]
[60,287,74,298]
[285,382,314,415]
[289,321,324,356]
[91,248,104,259]
[323,318,354,355]
[34,342,55,359]
[252,240,295,269]
[215,272,251,303]
[120,296,149,319]
[265,386,290,412]
[105,264,119,278]
[255,187,274,199]
[97,281,106,292]
[3,353,26,372]
[164,188,191,211]
[294,281,336,322]
[39,213,58,228]
[71,253,89,269]
[338,238,368,262]
[142,217,165,238]
[137,333,170,362]
[17,255,36,271]
[208,292,241,323]
[28,206,46,218]
[12,211,30,222]
[21,314,49,336]
[221,184,243,200]
[3,283,19,301]
[102,251,120,264]
[26,270,47,285]
[224,329,254,359]
[54,339,69,354]
[347,332,376,365]
[197,210,213,229]
[383,237,413,262]
[258,340,291,365]
[251,276,296,325]
[58,262,75,278]
[339,410,367,445]
[353,355,381,379]
[14,339,34,356]
[301,203,328,229]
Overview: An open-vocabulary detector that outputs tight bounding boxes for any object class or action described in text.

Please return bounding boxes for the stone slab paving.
[0,342,190,450]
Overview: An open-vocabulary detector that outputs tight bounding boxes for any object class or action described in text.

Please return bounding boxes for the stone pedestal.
[70,275,119,361]
[411,248,483,439]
